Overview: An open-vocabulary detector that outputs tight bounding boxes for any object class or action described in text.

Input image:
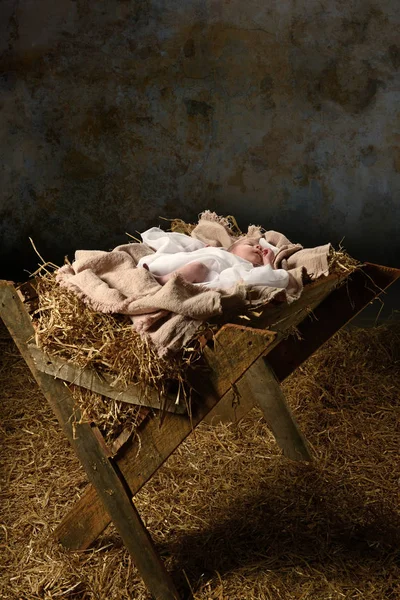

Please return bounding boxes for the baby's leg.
[156,261,209,285]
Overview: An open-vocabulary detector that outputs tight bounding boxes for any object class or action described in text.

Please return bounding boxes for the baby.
[138,227,289,290]
[154,239,275,284]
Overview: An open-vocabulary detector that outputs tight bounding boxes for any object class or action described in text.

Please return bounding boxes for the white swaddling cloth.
[138,227,289,290]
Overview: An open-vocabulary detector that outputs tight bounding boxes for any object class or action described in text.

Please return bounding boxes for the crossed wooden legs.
[2,282,301,599]
[55,353,311,555]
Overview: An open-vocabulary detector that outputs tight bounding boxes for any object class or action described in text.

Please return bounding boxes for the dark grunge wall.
[1,0,399,281]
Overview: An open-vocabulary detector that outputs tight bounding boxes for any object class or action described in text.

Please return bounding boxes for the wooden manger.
[1,262,399,600]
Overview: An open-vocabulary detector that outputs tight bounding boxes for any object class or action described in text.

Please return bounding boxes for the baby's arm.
[262,248,275,267]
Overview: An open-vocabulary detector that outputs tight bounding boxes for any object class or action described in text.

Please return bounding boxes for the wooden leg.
[45,378,181,599]
[237,358,312,461]
[205,358,311,461]
[55,385,224,550]
[70,414,181,600]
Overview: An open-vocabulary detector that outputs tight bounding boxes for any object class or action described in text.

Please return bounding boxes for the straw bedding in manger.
[1,317,399,599]
[31,269,205,442]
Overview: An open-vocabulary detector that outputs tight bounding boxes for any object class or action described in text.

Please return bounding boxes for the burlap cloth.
[56,211,331,355]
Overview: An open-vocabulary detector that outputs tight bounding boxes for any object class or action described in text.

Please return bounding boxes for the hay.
[169,214,243,237]
[34,270,195,393]
[1,319,400,599]
[31,269,203,439]
[328,245,361,276]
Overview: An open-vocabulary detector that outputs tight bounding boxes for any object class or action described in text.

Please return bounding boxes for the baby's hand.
[262,248,274,267]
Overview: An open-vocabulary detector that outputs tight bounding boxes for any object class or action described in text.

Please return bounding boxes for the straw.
[1,320,399,599]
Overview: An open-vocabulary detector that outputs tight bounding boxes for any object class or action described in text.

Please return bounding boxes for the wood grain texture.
[203,324,276,397]
[237,360,312,461]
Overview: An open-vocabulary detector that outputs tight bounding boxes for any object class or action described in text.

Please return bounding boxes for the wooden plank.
[54,325,276,551]
[15,279,39,314]
[0,281,181,600]
[28,343,186,414]
[236,360,311,461]
[267,262,400,381]
[67,414,180,600]
[110,411,149,456]
[202,324,276,397]
[239,271,345,332]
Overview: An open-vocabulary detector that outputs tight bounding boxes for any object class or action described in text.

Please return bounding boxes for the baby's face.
[230,240,263,266]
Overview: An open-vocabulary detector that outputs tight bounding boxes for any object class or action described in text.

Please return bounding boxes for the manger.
[1,211,399,600]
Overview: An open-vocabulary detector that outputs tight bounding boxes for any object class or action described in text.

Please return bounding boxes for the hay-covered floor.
[1,319,400,600]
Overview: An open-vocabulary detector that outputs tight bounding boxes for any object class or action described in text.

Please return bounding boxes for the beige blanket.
[56,212,331,356]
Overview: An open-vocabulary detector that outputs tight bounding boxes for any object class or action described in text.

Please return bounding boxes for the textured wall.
[1,0,400,279]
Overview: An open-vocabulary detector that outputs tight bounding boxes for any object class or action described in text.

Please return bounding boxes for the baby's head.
[228,237,263,266]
